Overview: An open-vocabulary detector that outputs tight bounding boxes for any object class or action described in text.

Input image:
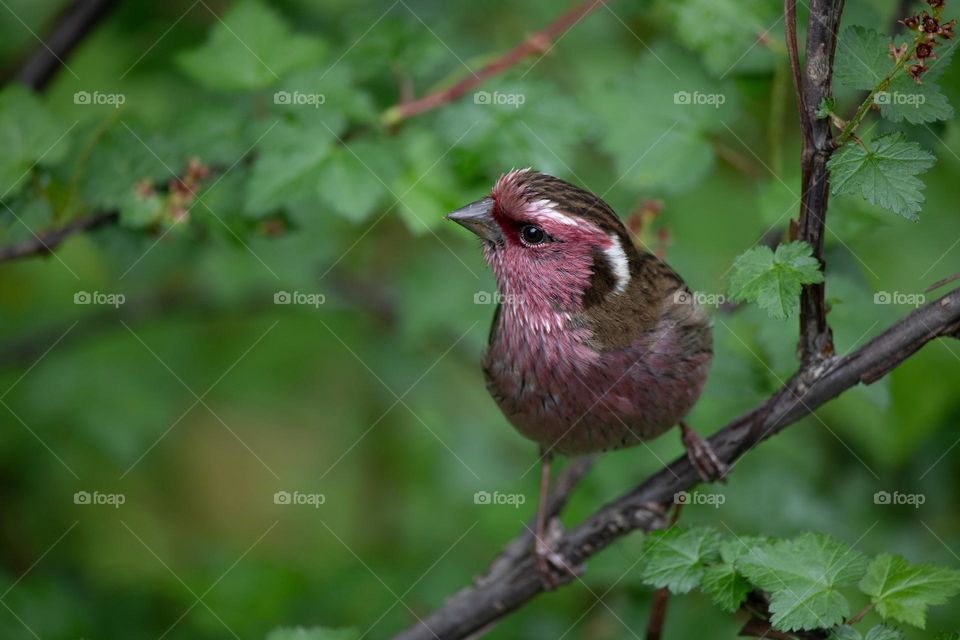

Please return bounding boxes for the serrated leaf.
[727,241,824,320]
[316,139,399,223]
[859,553,960,628]
[667,0,781,76]
[828,626,862,640]
[266,627,359,640]
[177,0,325,91]
[828,133,936,220]
[701,563,752,612]
[0,85,72,200]
[834,27,892,91]
[245,118,338,218]
[879,71,954,125]
[863,625,905,640]
[736,533,869,631]
[639,526,721,594]
[588,48,737,193]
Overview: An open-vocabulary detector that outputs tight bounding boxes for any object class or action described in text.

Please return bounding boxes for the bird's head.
[447,169,640,315]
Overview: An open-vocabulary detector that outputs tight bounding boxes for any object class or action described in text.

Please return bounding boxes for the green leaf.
[834,27,892,91]
[639,526,721,594]
[727,241,824,320]
[701,563,752,612]
[828,626,862,640]
[266,627,359,640]
[736,533,869,631]
[316,138,400,223]
[588,48,737,193]
[245,118,338,218]
[0,85,72,200]
[863,625,905,640]
[859,553,960,628]
[666,0,781,76]
[878,76,953,125]
[177,0,325,91]
[828,133,936,220]
[816,97,836,119]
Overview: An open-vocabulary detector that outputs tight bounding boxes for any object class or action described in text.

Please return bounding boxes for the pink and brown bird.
[447,169,724,585]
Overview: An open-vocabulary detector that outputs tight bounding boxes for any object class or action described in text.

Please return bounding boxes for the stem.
[847,602,874,626]
[836,40,919,146]
[381,0,605,125]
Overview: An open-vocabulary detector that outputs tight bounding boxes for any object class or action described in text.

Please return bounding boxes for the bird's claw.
[680,422,727,483]
[533,521,581,590]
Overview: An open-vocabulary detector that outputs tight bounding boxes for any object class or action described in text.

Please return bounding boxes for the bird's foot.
[532,520,581,590]
[679,421,727,483]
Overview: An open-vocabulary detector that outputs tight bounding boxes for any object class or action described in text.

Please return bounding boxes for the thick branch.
[381,0,605,125]
[790,0,845,365]
[393,288,960,640]
[11,0,117,90]
[0,210,117,264]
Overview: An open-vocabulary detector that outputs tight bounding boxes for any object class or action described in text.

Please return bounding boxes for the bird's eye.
[520,225,546,245]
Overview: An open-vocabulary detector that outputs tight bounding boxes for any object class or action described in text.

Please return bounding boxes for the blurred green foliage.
[1,0,959,638]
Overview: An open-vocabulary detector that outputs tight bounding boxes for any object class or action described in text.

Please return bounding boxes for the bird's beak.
[446,197,502,243]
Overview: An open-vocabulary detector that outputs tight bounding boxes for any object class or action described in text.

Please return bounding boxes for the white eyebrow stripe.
[603,234,631,294]
[529,199,579,226]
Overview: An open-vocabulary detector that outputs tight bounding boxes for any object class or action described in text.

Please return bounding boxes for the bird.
[446,169,725,586]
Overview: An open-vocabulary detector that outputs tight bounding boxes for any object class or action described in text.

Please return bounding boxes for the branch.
[790,0,845,366]
[393,287,960,640]
[0,210,117,264]
[381,0,605,125]
[11,0,118,90]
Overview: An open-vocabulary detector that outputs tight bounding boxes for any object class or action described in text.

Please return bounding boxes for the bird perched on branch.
[447,169,724,586]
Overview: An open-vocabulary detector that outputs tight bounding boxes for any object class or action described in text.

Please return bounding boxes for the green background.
[0,0,958,637]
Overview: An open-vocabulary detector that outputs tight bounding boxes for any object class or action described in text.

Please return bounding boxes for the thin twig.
[381,0,605,125]
[0,210,118,264]
[11,0,118,90]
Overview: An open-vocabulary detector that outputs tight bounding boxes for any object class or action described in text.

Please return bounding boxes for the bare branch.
[791,0,845,365]
[11,0,117,90]
[393,287,960,640]
[0,210,118,264]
